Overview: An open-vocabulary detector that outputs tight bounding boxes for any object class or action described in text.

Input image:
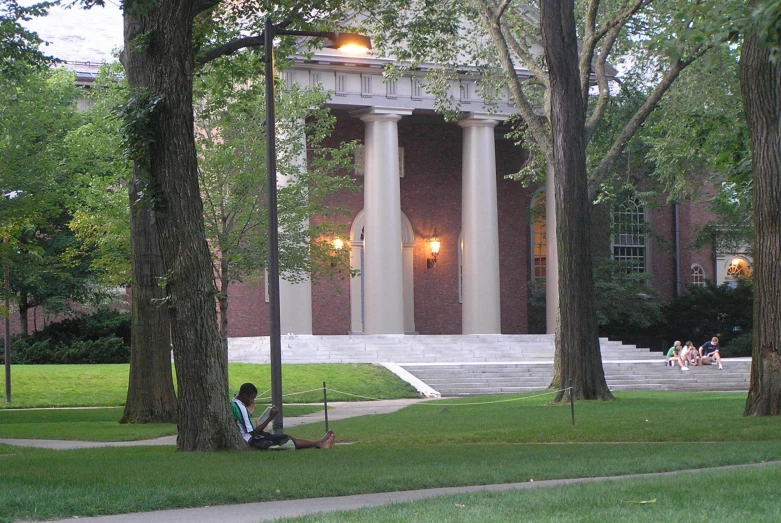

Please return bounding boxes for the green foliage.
[0,309,131,364]
[655,281,753,350]
[530,257,661,333]
[193,38,358,307]
[114,89,163,162]
[593,257,661,329]
[66,63,132,286]
[5,335,129,365]
[0,0,55,73]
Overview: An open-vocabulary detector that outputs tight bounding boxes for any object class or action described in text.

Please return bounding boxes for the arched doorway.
[349,209,416,334]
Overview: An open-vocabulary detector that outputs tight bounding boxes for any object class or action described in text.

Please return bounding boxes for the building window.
[612,197,647,272]
[691,264,705,287]
[726,257,751,279]
[530,193,546,283]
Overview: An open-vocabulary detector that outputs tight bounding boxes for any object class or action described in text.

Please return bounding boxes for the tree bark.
[121,0,244,450]
[540,0,613,401]
[120,175,177,424]
[18,294,29,338]
[741,29,781,416]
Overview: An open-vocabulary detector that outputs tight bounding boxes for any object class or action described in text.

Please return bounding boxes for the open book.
[255,406,272,426]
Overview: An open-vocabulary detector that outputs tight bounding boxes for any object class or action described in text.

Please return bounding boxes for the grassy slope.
[0,363,419,409]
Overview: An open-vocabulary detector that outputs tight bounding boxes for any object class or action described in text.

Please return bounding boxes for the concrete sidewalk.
[0,399,425,450]
[39,461,781,523]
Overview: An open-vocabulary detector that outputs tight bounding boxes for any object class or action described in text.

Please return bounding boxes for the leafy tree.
[63,0,355,450]
[66,63,177,424]
[1,61,92,335]
[195,53,356,356]
[741,0,781,416]
[0,0,55,72]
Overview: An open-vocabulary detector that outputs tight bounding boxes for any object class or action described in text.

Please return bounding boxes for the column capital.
[458,114,500,128]
[352,107,414,122]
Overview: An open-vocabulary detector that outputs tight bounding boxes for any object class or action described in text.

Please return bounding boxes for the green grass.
[0,363,419,408]
[0,405,323,441]
[309,391,780,445]
[279,464,781,522]
[1,391,780,522]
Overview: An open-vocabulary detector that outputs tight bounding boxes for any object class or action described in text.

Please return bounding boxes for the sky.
[22,1,124,63]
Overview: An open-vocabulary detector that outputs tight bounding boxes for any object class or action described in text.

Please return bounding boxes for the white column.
[459,116,501,334]
[545,161,558,335]
[359,110,410,334]
[278,119,312,334]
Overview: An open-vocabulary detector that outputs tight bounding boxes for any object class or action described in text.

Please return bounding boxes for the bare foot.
[319,434,335,449]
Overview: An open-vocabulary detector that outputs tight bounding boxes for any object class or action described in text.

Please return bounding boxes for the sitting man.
[231,382,334,450]
[698,336,724,370]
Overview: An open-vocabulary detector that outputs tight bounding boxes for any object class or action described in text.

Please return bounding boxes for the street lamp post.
[263,19,370,433]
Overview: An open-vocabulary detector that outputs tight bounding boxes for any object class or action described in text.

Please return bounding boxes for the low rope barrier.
[252,385,577,431]
[258,386,573,406]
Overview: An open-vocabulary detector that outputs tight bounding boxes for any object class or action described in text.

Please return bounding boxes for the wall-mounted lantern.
[427,229,441,269]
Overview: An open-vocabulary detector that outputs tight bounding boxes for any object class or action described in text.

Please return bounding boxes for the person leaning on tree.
[231,383,334,450]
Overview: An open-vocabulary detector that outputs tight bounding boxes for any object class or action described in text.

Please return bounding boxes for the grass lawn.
[0,362,419,409]
[1,391,780,522]
[279,464,781,522]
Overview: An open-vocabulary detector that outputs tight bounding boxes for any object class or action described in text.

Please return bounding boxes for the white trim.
[380,363,441,398]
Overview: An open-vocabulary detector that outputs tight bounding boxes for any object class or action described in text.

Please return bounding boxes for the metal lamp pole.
[262,20,371,433]
[264,17,284,433]
[4,237,10,404]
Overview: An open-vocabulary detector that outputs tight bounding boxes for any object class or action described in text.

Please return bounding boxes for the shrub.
[657,280,753,349]
[720,332,753,358]
[0,309,131,364]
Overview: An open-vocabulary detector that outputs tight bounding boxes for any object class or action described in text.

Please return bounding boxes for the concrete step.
[399,359,751,396]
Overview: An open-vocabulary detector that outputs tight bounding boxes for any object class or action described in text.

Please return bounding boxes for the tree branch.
[579,0,653,110]
[500,19,549,84]
[197,35,265,65]
[493,0,513,22]
[587,44,713,199]
[585,22,623,142]
[473,0,552,160]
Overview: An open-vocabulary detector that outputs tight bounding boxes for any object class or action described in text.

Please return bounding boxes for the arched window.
[726,257,751,279]
[612,197,647,273]
[691,264,705,287]
[530,193,546,283]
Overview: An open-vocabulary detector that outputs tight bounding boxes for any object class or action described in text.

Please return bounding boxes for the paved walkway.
[0,399,426,450]
[39,461,780,523]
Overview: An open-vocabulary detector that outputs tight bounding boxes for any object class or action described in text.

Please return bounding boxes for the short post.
[569,379,575,426]
[322,381,329,433]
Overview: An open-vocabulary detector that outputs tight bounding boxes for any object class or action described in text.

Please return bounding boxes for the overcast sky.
[22,1,124,63]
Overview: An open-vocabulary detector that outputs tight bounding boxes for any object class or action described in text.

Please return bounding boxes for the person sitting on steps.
[699,336,724,370]
[665,340,687,369]
[231,382,335,450]
[680,341,700,367]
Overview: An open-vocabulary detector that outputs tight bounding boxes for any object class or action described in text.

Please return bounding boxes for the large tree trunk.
[741,29,781,416]
[120,176,177,424]
[121,0,244,450]
[540,0,613,401]
[18,295,29,338]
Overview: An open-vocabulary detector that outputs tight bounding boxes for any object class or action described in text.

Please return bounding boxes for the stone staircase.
[401,360,751,396]
[227,334,751,395]
[227,334,655,363]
